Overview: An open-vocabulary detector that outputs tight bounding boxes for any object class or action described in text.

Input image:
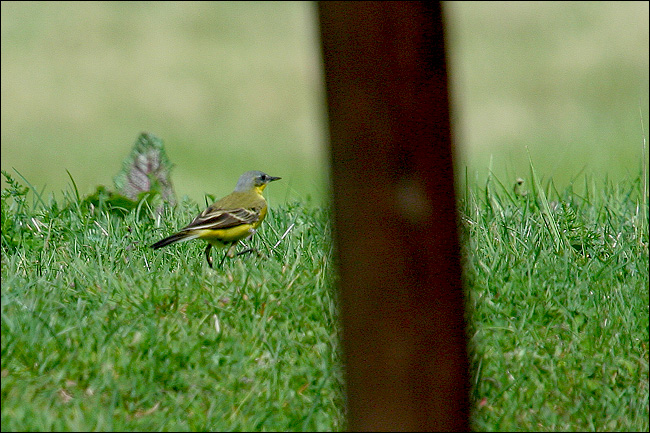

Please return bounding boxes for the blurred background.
[2,2,648,206]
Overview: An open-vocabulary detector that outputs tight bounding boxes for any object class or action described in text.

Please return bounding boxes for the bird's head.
[234,170,281,193]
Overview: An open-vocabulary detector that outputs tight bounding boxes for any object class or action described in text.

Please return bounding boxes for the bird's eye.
[260,174,267,181]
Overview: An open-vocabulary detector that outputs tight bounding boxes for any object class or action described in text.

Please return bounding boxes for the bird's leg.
[235,239,259,257]
[205,244,213,268]
[235,248,255,257]
[218,243,238,268]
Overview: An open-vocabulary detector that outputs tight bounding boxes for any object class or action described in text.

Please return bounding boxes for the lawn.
[2,2,648,203]
[2,166,648,431]
[1,170,343,431]
[461,170,649,430]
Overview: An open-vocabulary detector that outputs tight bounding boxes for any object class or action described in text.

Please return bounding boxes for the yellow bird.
[151,170,281,268]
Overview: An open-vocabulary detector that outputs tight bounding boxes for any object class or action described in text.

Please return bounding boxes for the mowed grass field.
[461,170,648,431]
[2,166,648,430]
[1,2,648,203]
[1,171,343,431]
[444,1,649,188]
[1,2,328,205]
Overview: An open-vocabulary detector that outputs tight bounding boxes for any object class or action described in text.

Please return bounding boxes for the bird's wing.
[183,206,261,231]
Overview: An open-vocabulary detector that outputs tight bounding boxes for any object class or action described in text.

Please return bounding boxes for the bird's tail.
[150,231,197,249]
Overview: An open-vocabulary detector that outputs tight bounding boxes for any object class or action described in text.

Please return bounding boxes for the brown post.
[318,2,469,431]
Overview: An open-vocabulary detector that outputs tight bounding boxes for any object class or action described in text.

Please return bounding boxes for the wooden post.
[318,2,470,430]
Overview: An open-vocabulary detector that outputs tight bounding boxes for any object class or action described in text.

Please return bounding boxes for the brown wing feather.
[183,206,261,231]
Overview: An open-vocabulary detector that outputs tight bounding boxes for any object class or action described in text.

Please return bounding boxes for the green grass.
[2,168,648,431]
[461,172,649,431]
[444,1,649,188]
[2,2,648,203]
[1,2,328,205]
[1,172,343,431]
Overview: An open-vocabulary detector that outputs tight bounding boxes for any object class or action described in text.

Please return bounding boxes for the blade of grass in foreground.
[527,150,568,253]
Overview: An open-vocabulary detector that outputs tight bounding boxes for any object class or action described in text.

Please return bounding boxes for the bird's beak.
[267,176,281,183]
